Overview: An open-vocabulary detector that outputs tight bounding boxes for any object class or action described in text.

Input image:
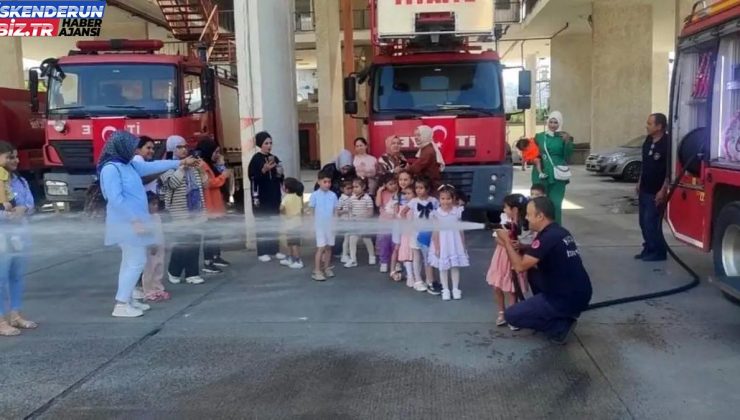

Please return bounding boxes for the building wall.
[550,33,592,146]
[591,0,653,152]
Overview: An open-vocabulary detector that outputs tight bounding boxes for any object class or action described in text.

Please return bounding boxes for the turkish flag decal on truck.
[422,116,457,164]
[92,117,126,164]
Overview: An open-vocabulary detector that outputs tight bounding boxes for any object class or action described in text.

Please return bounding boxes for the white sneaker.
[452,289,462,300]
[112,303,143,318]
[290,261,304,269]
[280,259,292,267]
[258,255,271,263]
[167,273,181,284]
[509,324,521,331]
[380,263,389,273]
[341,255,351,264]
[132,287,145,300]
[130,300,151,311]
[441,289,451,301]
[275,253,287,260]
[186,276,205,285]
[413,281,428,292]
[368,256,377,265]
[344,260,358,268]
[406,276,415,288]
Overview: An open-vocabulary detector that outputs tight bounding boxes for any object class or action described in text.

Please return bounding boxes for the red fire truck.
[0,88,47,201]
[28,39,241,209]
[343,0,530,213]
[667,0,740,299]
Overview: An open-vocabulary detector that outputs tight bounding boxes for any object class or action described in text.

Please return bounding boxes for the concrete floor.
[2,167,739,419]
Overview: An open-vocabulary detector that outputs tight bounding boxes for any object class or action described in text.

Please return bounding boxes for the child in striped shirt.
[344,178,376,268]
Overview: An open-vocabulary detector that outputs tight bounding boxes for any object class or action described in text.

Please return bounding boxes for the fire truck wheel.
[712,202,740,303]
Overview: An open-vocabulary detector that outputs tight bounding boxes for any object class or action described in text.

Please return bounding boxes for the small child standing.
[338,180,354,264]
[429,185,470,301]
[142,192,170,302]
[390,170,414,281]
[345,178,376,268]
[486,194,529,329]
[375,173,399,274]
[516,137,546,179]
[397,186,417,288]
[309,170,339,281]
[280,177,305,269]
[407,178,441,294]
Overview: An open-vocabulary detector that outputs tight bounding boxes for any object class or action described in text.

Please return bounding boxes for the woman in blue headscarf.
[99,131,196,318]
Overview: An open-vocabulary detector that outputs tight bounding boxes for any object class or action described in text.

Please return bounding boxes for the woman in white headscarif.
[407,125,445,189]
[532,111,574,225]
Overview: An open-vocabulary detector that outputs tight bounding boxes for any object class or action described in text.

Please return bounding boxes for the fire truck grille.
[441,171,474,197]
[51,140,94,169]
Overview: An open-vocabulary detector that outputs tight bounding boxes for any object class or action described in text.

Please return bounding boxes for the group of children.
[277,169,468,301]
[274,166,551,314]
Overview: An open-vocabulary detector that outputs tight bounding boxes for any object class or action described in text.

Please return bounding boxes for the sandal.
[496,311,507,327]
[9,312,38,330]
[389,270,403,282]
[0,318,21,336]
[145,291,171,302]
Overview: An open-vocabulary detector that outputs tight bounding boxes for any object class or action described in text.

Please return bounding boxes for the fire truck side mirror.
[344,76,357,102]
[518,70,532,96]
[29,69,40,113]
[517,96,532,110]
[344,101,358,115]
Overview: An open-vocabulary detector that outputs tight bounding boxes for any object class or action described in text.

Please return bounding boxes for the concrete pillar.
[550,33,592,146]
[234,0,300,246]
[524,53,538,138]
[342,0,358,150]
[591,0,653,152]
[653,0,677,115]
[315,0,345,165]
[0,38,24,89]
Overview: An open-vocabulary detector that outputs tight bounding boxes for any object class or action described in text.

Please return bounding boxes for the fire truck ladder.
[155,0,236,66]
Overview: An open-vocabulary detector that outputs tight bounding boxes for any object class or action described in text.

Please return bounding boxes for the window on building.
[184,73,203,113]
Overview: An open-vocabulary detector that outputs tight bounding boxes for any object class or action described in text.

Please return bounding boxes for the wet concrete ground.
[1,167,739,419]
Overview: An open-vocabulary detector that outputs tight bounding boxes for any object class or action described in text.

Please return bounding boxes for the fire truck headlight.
[490,175,498,182]
[489,185,496,193]
[53,120,67,133]
[45,181,68,196]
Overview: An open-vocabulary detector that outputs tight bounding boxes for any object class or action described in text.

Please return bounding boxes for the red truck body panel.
[0,88,47,171]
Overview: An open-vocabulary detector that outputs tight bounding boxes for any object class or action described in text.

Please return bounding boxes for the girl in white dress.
[429,185,470,301]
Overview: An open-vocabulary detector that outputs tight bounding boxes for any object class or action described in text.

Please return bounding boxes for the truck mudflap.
[441,164,513,211]
[43,172,95,205]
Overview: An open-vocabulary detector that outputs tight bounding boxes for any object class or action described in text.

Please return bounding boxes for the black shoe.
[212,257,231,268]
[549,319,578,345]
[634,253,645,260]
[641,254,667,262]
[426,282,443,296]
[202,264,223,274]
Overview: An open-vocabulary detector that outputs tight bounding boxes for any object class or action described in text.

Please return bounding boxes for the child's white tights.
[439,268,461,291]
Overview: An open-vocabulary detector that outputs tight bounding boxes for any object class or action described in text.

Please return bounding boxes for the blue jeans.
[117,244,148,303]
[639,192,667,258]
[505,294,577,338]
[0,254,28,316]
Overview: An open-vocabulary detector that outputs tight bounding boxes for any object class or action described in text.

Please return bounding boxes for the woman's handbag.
[543,139,572,182]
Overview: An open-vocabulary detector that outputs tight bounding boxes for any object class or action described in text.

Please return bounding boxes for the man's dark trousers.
[639,192,667,259]
[505,294,576,338]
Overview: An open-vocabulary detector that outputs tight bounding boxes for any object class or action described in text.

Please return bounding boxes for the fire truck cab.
[344,0,531,213]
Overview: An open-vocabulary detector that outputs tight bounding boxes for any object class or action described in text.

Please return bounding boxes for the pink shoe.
[145,291,171,302]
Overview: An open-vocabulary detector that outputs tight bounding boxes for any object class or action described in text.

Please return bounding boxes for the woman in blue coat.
[99,131,198,318]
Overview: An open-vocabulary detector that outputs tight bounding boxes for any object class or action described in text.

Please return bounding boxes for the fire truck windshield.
[48,64,178,116]
[373,61,502,116]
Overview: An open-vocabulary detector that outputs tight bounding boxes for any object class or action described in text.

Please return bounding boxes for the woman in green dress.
[531,111,574,225]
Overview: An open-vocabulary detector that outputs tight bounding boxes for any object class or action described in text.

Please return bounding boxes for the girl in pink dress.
[397,185,417,288]
[486,194,529,329]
